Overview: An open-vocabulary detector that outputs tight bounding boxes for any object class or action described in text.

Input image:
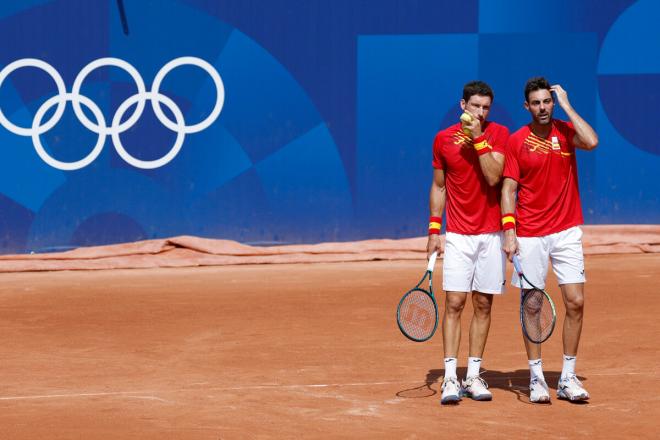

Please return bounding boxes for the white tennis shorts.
[443,231,506,294]
[512,226,586,289]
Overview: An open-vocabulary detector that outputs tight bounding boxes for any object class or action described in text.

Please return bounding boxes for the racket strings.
[522,289,554,342]
[399,290,436,340]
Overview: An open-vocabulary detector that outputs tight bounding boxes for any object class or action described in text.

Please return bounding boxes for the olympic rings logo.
[0,57,224,170]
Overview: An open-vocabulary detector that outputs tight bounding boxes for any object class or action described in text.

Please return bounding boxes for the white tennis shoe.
[529,378,550,403]
[461,376,492,401]
[441,377,461,404]
[557,374,590,401]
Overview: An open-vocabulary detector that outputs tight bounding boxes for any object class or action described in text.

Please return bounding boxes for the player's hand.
[550,84,571,111]
[462,110,483,139]
[502,230,518,261]
[427,234,443,259]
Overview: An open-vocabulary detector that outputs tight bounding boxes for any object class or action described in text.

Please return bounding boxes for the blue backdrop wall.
[0,0,657,253]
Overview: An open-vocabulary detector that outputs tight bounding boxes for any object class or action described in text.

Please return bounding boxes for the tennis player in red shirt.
[427,81,509,404]
[501,77,598,403]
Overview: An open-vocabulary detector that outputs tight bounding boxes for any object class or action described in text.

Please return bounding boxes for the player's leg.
[523,338,550,402]
[468,292,493,360]
[556,283,588,400]
[523,332,542,363]
[443,291,468,361]
[461,232,504,401]
[550,226,589,401]
[440,233,476,404]
[516,235,551,403]
[460,291,494,401]
[441,291,467,403]
[559,283,584,358]
[469,232,505,359]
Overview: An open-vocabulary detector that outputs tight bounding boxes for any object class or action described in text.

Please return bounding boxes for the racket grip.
[512,255,523,275]
[427,252,438,272]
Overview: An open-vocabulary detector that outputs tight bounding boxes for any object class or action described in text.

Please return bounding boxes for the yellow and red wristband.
[501,213,516,230]
[428,216,442,235]
[473,134,491,156]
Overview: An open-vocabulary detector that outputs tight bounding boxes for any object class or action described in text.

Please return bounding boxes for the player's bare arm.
[463,109,505,186]
[550,84,599,150]
[427,168,446,258]
[501,177,518,261]
[477,150,504,186]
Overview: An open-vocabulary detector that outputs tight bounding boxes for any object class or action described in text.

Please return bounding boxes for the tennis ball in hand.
[460,112,473,135]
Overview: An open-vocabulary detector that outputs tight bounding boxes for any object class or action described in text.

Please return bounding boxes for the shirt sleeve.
[503,134,520,181]
[491,124,510,154]
[432,132,444,170]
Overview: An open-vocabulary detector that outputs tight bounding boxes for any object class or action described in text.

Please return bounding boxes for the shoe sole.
[530,395,551,404]
[462,392,492,401]
[557,392,589,402]
[441,395,461,404]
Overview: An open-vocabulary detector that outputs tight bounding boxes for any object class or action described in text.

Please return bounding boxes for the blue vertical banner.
[0,0,656,253]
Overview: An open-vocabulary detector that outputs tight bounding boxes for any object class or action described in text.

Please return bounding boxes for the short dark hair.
[462,81,493,102]
[524,77,551,101]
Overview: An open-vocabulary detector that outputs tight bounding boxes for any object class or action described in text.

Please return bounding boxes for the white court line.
[0,382,402,401]
[206,381,403,391]
[0,390,158,401]
[0,372,654,402]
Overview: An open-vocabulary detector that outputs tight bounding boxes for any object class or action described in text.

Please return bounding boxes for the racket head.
[520,288,557,343]
[396,288,439,342]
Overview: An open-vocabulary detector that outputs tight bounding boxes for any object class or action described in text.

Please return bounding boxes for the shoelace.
[530,378,547,388]
[443,378,460,390]
[563,374,584,387]
[467,376,489,389]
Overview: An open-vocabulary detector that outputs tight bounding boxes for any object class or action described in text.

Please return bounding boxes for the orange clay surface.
[0,253,658,439]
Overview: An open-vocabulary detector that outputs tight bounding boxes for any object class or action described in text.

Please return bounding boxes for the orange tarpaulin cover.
[0,225,657,272]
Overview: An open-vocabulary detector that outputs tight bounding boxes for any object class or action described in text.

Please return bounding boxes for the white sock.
[466,357,482,378]
[444,357,457,379]
[529,359,545,382]
[561,354,576,379]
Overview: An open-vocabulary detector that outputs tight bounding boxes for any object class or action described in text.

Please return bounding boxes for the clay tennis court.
[0,231,658,439]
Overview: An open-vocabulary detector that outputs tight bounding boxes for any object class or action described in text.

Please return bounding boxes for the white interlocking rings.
[113,92,185,170]
[33,93,106,171]
[0,56,225,170]
[71,58,147,136]
[0,58,67,136]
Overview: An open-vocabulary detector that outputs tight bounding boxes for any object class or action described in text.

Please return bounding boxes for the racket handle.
[427,251,438,272]
[512,255,523,275]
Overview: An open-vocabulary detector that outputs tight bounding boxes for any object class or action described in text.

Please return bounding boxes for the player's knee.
[473,299,492,317]
[445,297,466,316]
[565,294,584,314]
[524,302,541,315]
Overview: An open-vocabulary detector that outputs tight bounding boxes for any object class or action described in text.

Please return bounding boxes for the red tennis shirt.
[503,119,584,237]
[432,121,509,235]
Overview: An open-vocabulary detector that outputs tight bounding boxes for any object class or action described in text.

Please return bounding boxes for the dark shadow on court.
[396,370,442,398]
[397,368,589,405]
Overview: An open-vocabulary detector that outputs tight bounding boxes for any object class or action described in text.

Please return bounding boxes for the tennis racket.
[396,252,439,342]
[512,255,557,344]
